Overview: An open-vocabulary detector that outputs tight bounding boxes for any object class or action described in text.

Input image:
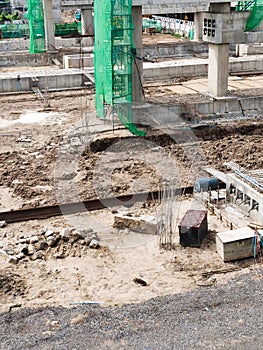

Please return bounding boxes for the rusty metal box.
[178,210,208,247]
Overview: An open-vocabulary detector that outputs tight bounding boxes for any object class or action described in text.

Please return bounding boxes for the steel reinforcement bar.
[0,187,195,224]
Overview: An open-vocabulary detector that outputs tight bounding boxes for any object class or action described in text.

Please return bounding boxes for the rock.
[8,256,18,264]
[31,251,43,261]
[84,237,92,246]
[19,244,29,255]
[45,229,54,238]
[27,244,36,256]
[54,252,65,259]
[72,230,85,240]
[4,245,14,255]
[89,239,100,249]
[0,241,3,249]
[30,236,39,244]
[0,221,6,228]
[35,241,48,251]
[70,314,86,325]
[19,238,30,244]
[60,228,71,241]
[47,236,59,248]
[16,252,25,260]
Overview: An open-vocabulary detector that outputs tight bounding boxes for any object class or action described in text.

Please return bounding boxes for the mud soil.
[0,87,263,313]
[0,90,263,210]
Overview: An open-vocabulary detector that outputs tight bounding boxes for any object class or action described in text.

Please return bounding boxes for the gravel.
[0,271,262,350]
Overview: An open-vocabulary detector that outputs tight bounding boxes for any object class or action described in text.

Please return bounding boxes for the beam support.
[207,2,231,97]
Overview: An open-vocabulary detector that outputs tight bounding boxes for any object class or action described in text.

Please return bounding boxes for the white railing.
[153,16,194,37]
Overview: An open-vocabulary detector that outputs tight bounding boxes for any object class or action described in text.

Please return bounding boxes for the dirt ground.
[0,85,263,312]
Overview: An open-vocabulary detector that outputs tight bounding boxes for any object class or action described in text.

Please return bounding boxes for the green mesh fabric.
[235,1,254,11]
[28,0,45,53]
[246,0,263,30]
[94,0,145,136]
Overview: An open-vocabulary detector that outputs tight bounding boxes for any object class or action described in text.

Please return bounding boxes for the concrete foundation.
[143,55,263,82]
[0,37,93,54]
[63,54,94,69]
[238,44,263,57]
[0,69,94,93]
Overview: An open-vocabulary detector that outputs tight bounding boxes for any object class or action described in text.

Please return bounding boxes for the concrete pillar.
[132,6,143,103]
[208,2,231,97]
[43,0,55,51]
[208,43,229,96]
[194,12,203,41]
[81,8,94,36]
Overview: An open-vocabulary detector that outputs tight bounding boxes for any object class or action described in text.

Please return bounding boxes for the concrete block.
[113,213,157,235]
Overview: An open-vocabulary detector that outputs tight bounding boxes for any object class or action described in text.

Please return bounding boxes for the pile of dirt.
[0,271,26,298]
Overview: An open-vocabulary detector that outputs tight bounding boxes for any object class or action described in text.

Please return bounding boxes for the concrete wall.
[0,53,52,67]
[132,96,263,125]
[63,54,94,68]
[238,44,263,57]
[0,70,87,93]
[0,37,93,52]
[143,55,263,81]
[143,42,209,58]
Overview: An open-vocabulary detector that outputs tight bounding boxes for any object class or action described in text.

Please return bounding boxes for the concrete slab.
[227,80,255,89]
[183,82,208,93]
[241,79,263,88]
[165,85,198,94]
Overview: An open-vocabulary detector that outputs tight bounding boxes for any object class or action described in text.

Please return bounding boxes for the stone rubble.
[0,227,100,263]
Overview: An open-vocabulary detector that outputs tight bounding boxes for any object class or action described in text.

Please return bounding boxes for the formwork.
[178,210,208,247]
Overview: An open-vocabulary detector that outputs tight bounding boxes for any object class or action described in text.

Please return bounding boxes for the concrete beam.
[61,0,232,14]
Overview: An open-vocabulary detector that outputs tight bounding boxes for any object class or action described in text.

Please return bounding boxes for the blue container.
[194,177,219,193]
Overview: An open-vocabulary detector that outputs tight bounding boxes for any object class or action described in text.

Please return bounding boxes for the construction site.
[0,0,263,348]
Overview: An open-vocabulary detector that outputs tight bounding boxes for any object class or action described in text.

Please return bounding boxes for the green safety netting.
[235,1,255,11]
[27,0,45,53]
[245,0,263,30]
[94,0,145,136]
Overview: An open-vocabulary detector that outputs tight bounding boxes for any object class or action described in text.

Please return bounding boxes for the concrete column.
[43,0,55,51]
[208,43,229,96]
[81,8,94,36]
[132,6,143,103]
[194,12,203,41]
[208,2,231,97]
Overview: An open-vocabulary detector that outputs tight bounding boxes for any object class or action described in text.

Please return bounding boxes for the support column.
[132,6,143,103]
[208,43,229,96]
[43,0,55,51]
[194,12,203,41]
[81,8,94,36]
[208,2,230,97]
